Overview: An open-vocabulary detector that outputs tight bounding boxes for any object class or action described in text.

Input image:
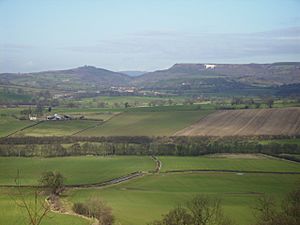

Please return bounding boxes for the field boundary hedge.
[0,135,299,158]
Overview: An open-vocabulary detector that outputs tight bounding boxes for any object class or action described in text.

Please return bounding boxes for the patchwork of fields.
[174,107,300,136]
[1,107,214,137]
[1,104,300,225]
[4,106,300,137]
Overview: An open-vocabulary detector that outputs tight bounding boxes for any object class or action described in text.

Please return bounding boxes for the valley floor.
[0,154,299,225]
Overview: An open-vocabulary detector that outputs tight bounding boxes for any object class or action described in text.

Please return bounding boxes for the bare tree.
[14,173,50,225]
[253,195,277,225]
[187,196,227,225]
[253,187,300,225]
[149,207,191,225]
[149,195,235,225]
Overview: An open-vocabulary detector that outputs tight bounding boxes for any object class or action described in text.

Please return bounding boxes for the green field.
[74,95,186,108]
[15,120,98,136]
[67,173,300,225]
[51,107,120,120]
[0,156,155,185]
[0,117,33,137]
[0,187,87,225]
[159,154,300,172]
[0,155,299,225]
[80,110,213,136]
[0,108,34,137]
[2,107,214,137]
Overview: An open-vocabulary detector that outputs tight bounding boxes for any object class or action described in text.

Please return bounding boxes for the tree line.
[0,136,299,159]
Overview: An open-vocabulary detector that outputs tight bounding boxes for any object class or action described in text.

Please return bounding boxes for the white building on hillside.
[205,64,216,69]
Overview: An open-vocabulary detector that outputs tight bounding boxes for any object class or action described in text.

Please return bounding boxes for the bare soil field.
[174,107,300,136]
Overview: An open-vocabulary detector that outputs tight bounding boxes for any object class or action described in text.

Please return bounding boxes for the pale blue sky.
[1,0,300,72]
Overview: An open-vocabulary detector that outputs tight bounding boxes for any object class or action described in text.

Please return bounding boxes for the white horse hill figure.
[205,64,216,69]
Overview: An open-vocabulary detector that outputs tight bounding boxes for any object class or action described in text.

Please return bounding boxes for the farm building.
[47,114,73,121]
[47,114,62,120]
[29,115,37,121]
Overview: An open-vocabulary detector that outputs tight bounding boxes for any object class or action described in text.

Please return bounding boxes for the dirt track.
[174,107,300,136]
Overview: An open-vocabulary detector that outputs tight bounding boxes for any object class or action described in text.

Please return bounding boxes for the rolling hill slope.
[134,62,300,87]
[0,65,132,90]
[1,62,299,95]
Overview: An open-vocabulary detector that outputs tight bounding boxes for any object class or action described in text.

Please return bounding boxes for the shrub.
[149,195,234,225]
[73,198,114,225]
[73,202,89,215]
[39,171,65,195]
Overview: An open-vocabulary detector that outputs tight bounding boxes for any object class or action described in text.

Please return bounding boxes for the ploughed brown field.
[174,107,300,136]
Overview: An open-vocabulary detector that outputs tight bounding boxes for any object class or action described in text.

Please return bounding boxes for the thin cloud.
[60,26,300,60]
[0,43,36,51]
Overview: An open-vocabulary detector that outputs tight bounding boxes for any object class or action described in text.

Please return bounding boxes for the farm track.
[174,107,300,136]
[0,171,144,188]
[46,156,160,224]
[3,168,299,189]
[70,121,105,136]
[151,155,162,173]
[46,194,99,225]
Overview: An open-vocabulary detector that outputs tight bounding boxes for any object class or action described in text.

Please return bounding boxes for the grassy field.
[67,173,300,225]
[0,108,34,137]
[0,155,299,225]
[0,188,88,225]
[1,106,213,137]
[159,154,300,172]
[125,104,205,112]
[0,117,33,137]
[15,120,98,136]
[0,156,155,185]
[80,110,213,136]
[75,96,186,108]
[51,107,121,120]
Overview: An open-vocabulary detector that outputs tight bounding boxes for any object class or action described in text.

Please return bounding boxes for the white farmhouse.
[29,115,37,121]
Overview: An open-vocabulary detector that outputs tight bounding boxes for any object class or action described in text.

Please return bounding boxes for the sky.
[0,0,300,73]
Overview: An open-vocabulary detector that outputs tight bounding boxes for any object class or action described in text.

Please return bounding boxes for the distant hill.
[133,62,300,87]
[1,63,299,96]
[119,71,147,77]
[0,66,132,90]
